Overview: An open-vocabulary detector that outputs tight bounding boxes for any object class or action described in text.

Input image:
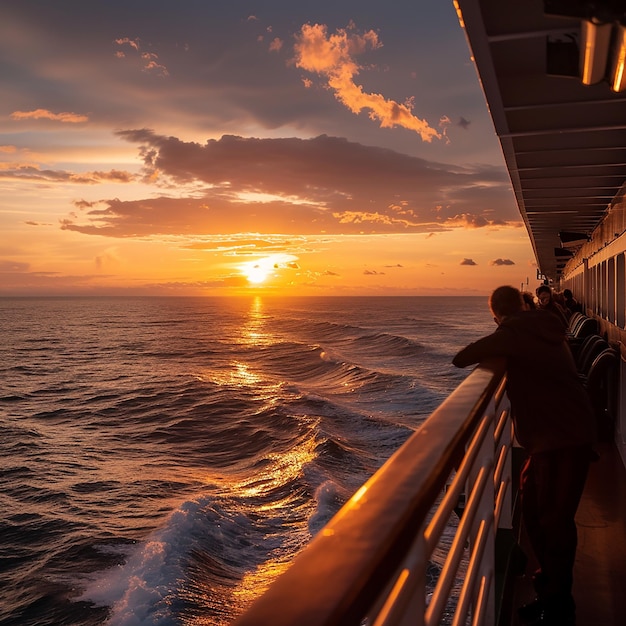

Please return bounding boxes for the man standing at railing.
[452,285,595,626]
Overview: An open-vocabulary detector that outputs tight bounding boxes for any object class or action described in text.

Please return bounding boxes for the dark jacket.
[452,309,595,454]
[542,300,569,328]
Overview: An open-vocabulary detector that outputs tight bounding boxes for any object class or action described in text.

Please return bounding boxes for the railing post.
[496,418,514,531]
[466,397,496,626]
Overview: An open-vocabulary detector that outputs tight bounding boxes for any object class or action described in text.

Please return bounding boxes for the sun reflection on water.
[231,435,318,502]
[236,296,275,347]
[192,296,323,616]
[190,424,321,617]
[226,435,320,610]
[231,558,293,607]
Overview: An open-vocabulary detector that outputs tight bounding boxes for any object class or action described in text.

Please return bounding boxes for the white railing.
[232,359,513,626]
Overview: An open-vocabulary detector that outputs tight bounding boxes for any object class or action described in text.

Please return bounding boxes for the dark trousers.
[520,445,591,600]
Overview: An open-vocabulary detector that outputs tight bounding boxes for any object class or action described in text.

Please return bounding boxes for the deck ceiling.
[456,0,626,280]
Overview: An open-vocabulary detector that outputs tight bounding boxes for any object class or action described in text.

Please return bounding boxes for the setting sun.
[244,262,271,284]
[239,253,299,286]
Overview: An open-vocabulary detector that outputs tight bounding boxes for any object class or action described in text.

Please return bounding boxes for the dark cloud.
[460,258,477,266]
[443,213,509,228]
[490,258,515,266]
[458,116,471,129]
[60,131,517,238]
[0,166,135,184]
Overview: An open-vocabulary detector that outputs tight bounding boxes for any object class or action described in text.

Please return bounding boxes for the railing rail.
[232,359,512,626]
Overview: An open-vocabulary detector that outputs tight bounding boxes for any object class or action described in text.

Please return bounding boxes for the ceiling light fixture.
[610,23,626,91]
[544,1,626,91]
[580,19,613,84]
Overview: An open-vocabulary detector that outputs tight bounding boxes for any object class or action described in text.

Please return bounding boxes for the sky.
[0,0,537,297]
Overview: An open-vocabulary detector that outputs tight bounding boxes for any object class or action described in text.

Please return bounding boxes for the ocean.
[0,295,494,626]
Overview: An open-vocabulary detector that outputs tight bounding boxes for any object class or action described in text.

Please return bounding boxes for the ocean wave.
[353,331,424,357]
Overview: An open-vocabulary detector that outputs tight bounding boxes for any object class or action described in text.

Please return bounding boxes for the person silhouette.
[452,285,595,625]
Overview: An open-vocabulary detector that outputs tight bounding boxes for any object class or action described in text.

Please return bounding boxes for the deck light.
[545,2,626,90]
[580,19,613,84]
[610,24,626,91]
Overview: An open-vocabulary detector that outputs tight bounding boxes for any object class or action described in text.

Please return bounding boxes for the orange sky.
[0,1,536,296]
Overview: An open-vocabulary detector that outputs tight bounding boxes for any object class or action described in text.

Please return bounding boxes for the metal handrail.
[232,359,512,626]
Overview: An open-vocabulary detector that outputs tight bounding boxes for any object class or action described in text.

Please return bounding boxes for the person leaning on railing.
[535,284,569,329]
[452,285,596,626]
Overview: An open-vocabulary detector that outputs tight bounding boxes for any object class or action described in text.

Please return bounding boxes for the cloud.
[0,165,135,184]
[182,237,292,253]
[269,37,283,52]
[114,37,140,51]
[490,258,515,266]
[460,258,477,266]
[141,56,169,77]
[458,116,471,130]
[293,23,441,142]
[57,131,518,238]
[114,37,169,76]
[444,213,508,228]
[10,109,88,123]
[363,269,385,275]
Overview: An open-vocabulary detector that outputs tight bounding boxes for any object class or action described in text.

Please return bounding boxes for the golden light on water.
[232,558,293,605]
[214,434,321,612]
[237,296,274,346]
[233,435,319,502]
[189,294,323,616]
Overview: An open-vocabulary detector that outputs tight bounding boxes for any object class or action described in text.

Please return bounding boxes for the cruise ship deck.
[573,441,626,626]
[509,440,626,626]
[453,1,626,620]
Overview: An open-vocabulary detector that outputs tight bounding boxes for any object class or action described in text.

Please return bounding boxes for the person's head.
[535,284,553,307]
[489,285,524,323]
[563,288,573,299]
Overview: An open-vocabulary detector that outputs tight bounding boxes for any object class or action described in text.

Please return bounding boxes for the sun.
[239,253,299,286]
[245,262,271,284]
[240,257,276,284]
